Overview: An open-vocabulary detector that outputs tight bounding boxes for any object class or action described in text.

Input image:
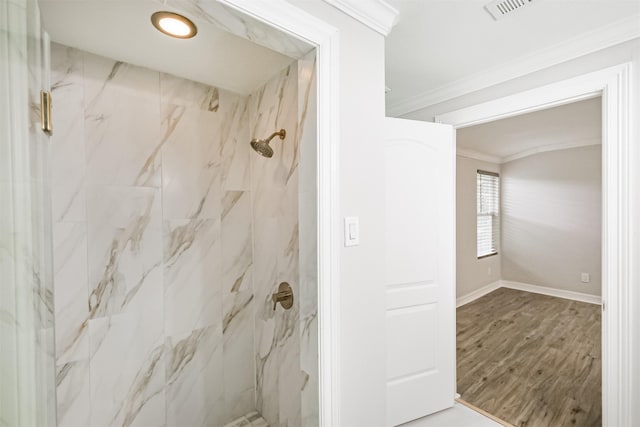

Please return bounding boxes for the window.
[477,170,499,258]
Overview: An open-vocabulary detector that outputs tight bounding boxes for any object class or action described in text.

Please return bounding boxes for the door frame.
[435,63,633,427]
[217,1,341,425]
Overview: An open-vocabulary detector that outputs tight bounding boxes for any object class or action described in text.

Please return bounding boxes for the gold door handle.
[272,282,294,311]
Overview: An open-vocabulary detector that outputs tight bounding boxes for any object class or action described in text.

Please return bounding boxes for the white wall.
[266,3,640,423]
[456,156,501,299]
[501,146,602,295]
[286,2,388,425]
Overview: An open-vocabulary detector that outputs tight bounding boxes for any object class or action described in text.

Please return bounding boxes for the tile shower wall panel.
[50,43,256,427]
[50,41,316,427]
[50,45,85,223]
[250,63,302,427]
[166,0,312,59]
[50,43,91,427]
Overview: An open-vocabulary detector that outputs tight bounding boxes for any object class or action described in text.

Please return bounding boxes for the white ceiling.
[39,0,296,95]
[457,96,602,163]
[385,0,640,114]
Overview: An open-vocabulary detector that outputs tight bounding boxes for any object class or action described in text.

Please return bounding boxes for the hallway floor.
[456,288,601,427]
[400,402,503,427]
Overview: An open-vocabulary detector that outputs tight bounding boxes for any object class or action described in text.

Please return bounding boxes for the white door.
[384,117,456,426]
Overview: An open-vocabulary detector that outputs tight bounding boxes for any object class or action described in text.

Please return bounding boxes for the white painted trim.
[218,1,341,425]
[456,147,501,164]
[500,280,602,305]
[434,66,621,128]
[440,63,634,426]
[458,137,602,164]
[456,280,602,308]
[387,16,640,117]
[321,0,399,36]
[456,281,501,307]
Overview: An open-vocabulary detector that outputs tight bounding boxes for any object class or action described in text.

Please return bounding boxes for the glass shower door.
[0,0,56,425]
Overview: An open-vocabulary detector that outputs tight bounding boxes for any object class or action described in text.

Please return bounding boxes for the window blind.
[477,170,499,258]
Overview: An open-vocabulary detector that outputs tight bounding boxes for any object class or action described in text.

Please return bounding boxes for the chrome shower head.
[250,129,286,158]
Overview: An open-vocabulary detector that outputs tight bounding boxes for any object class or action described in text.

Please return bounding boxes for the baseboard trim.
[500,280,602,305]
[457,280,602,307]
[456,281,501,307]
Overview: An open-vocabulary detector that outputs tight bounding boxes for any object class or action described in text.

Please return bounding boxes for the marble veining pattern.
[88,311,165,427]
[50,44,85,222]
[223,290,256,421]
[51,40,317,426]
[220,90,251,191]
[55,360,91,427]
[222,191,253,294]
[165,324,225,427]
[164,218,222,337]
[250,64,303,427]
[160,103,222,220]
[86,186,162,319]
[165,0,312,59]
[83,52,162,188]
[53,222,89,364]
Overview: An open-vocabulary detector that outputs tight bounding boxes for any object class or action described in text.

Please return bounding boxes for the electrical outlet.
[581,272,590,283]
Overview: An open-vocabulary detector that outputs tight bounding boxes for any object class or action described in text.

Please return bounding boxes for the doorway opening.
[454,96,603,426]
[435,63,633,426]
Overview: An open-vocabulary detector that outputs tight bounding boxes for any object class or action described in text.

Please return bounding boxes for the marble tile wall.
[164,0,313,59]
[51,43,253,427]
[250,63,302,427]
[50,42,317,427]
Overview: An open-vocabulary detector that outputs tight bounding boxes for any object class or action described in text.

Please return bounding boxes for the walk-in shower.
[2,1,319,426]
[250,129,286,158]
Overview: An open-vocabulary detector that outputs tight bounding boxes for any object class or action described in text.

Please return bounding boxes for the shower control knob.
[272,282,294,311]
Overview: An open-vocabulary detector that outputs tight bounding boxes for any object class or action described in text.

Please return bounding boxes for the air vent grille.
[484,0,535,21]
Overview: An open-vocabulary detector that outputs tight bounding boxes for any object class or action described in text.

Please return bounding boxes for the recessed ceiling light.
[151,11,197,39]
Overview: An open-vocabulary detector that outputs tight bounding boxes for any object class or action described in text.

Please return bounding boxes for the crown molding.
[501,138,601,163]
[458,137,601,165]
[456,147,501,164]
[322,0,399,36]
[387,14,640,117]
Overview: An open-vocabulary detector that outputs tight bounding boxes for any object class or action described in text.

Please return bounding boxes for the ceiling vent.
[484,0,536,21]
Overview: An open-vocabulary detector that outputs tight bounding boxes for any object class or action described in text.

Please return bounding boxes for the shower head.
[250,129,286,158]
[250,139,274,158]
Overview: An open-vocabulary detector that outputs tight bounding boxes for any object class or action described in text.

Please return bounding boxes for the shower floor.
[223,412,269,427]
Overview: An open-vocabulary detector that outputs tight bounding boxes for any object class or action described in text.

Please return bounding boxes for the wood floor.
[456,288,601,427]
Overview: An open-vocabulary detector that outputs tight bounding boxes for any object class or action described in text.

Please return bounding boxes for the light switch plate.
[344,217,359,247]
